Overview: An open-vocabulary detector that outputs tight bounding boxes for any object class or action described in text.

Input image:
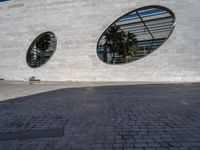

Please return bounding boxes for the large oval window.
[97,6,175,64]
[26,32,57,68]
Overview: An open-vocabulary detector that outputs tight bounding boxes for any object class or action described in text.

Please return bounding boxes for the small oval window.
[26,32,57,68]
[97,6,175,64]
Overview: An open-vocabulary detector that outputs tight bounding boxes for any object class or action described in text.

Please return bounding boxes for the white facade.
[0,0,200,82]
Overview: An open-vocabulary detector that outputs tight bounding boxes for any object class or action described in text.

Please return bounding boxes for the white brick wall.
[0,0,200,82]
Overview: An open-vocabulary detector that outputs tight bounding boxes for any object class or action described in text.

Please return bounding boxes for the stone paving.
[0,83,200,149]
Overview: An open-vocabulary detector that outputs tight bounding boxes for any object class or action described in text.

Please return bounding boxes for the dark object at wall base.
[29,76,40,84]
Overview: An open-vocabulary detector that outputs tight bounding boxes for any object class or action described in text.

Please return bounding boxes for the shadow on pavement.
[0,84,200,149]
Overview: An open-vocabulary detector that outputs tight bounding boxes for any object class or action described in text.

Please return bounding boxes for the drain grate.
[0,127,64,141]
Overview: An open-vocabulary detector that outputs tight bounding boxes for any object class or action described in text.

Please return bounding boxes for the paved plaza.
[0,81,200,150]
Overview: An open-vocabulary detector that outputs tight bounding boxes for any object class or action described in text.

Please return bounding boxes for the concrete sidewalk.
[0,80,137,101]
[0,80,196,102]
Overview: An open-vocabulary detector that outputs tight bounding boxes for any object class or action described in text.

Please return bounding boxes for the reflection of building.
[0,0,200,82]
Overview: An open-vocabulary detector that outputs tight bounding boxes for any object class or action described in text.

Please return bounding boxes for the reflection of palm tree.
[35,34,51,65]
[104,25,123,63]
[36,34,51,52]
[104,25,138,63]
[124,32,138,59]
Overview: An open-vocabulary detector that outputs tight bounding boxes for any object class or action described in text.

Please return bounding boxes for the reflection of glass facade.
[26,32,57,68]
[97,6,175,64]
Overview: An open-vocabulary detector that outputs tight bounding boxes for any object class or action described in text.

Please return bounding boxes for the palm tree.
[104,25,122,63]
[104,25,138,63]
[123,32,138,59]
[36,34,51,52]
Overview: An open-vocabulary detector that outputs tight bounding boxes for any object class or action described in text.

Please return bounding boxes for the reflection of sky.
[0,0,10,2]
[119,8,166,22]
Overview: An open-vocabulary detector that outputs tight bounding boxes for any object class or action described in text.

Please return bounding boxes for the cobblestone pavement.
[0,83,200,150]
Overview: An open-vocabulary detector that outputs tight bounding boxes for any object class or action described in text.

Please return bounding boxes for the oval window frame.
[26,31,57,69]
[96,5,176,65]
